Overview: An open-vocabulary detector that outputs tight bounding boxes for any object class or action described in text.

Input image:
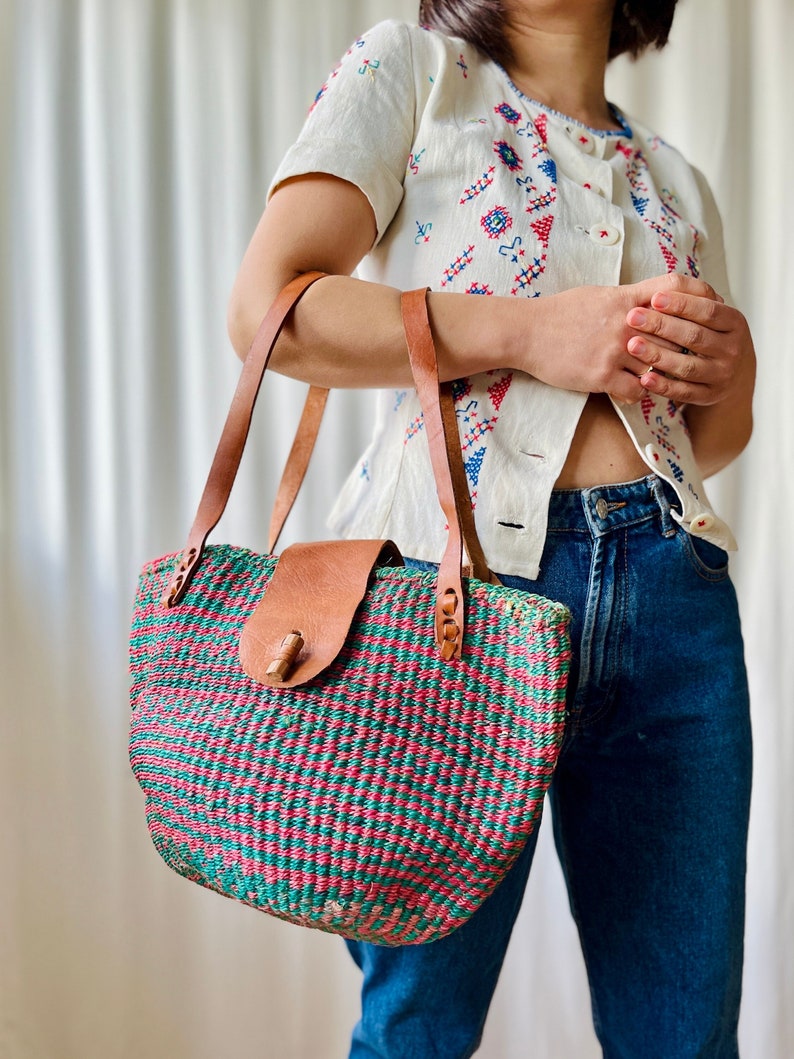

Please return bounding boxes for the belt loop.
[649,475,676,538]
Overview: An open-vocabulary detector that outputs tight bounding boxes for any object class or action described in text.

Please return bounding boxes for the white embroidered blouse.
[269,19,737,578]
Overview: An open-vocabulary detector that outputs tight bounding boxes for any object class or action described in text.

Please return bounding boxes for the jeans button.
[595,497,609,519]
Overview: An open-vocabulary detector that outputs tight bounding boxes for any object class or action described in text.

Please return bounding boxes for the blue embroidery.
[494,102,522,125]
[499,236,525,262]
[539,158,557,183]
[493,140,523,171]
[464,448,486,486]
[480,205,513,239]
[667,460,684,482]
[415,221,433,244]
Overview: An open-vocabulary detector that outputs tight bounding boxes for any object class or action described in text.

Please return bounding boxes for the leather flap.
[239,540,404,688]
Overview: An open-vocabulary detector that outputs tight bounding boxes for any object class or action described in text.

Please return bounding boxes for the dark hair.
[418,1,678,66]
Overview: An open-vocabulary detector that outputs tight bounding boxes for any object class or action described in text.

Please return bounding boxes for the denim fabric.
[346,476,752,1059]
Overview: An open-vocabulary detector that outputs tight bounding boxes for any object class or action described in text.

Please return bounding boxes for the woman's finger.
[636,362,719,405]
[649,290,730,329]
[627,334,723,389]
[626,305,713,353]
[630,272,723,307]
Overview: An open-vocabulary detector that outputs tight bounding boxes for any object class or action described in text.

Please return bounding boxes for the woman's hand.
[624,276,755,408]
[520,272,725,404]
[618,274,756,476]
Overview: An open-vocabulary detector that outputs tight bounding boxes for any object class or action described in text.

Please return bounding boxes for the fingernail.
[628,337,646,355]
[652,293,671,309]
[628,309,647,326]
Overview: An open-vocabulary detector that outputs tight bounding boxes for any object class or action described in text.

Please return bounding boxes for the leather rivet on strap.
[441,619,460,643]
[440,635,459,661]
[441,590,458,617]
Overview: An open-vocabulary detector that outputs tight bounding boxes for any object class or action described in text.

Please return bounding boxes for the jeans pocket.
[678,527,731,582]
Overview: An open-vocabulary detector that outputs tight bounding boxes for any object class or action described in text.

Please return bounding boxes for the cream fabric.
[1,2,791,1058]
[271,18,735,577]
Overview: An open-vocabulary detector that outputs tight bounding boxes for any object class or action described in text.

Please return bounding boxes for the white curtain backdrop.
[1,1,791,1056]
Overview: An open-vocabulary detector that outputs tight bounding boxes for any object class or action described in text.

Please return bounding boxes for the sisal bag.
[129,273,571,945]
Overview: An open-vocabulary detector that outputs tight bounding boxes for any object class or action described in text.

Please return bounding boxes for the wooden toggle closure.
[265,631,305,682]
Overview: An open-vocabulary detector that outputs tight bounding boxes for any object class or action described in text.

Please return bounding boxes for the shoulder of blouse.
[360,17,480,66]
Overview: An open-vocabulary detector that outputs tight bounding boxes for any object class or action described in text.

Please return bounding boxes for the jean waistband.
[547,474,680,538]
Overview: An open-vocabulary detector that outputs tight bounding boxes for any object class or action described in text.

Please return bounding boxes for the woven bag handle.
[165,274,490,654]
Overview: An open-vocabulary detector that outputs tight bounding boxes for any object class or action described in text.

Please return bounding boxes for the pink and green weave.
[129,545,571,945]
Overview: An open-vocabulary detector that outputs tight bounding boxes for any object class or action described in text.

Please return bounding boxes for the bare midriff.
[553,393,649,489]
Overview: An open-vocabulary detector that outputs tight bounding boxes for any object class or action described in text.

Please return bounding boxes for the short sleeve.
[692,166,735,307]
[267,20,418,243]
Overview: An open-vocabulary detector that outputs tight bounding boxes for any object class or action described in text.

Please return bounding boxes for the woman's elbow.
[226,270,295,362]
[226,284,264,362]
[227,266,320,373]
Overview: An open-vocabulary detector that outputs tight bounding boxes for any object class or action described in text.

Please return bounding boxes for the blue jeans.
[346,476,752,1059]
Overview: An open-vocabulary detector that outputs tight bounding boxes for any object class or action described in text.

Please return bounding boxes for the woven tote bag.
[129,273,571,946]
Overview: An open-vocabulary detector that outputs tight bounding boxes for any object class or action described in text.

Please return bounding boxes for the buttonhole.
[519,450,546,461]
[497,520,525,530]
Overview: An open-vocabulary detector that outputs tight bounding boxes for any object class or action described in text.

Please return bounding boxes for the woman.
[228,2,755,1056]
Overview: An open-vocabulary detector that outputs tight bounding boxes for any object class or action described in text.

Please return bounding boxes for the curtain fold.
[2,2,790,1056]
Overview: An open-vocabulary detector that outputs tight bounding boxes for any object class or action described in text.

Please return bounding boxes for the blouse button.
[568,127,595,153]
[689,513,716,535]
[588,223,621,246]
[644,443,661,464]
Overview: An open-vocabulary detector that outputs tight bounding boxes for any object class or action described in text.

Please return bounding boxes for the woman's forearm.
[228,174,733,406]
[685,351,756,477]
[229,273,516,388]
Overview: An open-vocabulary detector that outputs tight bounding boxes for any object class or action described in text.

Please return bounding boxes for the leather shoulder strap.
[165,275,494,666]
[267,384,329,553]
[164,271,326,606]
[400,289,492,659]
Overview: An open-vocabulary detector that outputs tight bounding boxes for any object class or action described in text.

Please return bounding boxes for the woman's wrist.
[426,291,536,380]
